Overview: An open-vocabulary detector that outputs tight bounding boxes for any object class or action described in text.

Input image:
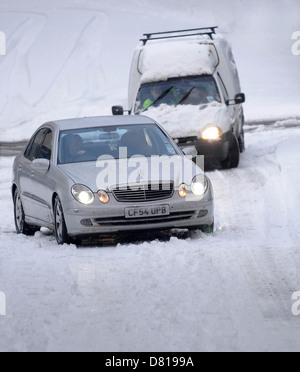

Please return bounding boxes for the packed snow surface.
[1,0,300,353]
[1,124,300,352]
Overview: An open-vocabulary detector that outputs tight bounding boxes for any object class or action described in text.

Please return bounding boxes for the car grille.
[94,211,195,226]
[112,183,174,203]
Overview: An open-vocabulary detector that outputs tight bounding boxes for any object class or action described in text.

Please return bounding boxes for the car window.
[39,130,53,160]
[58,124,179,164]
[24,129,47,161]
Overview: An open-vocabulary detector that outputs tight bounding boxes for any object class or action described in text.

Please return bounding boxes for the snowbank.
[0,0,299,139]
[139,39,216,84]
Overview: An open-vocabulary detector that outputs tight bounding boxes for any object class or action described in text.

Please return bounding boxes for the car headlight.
[71,185,94,205]
[178,183,188,198]
[98,190,110,204]
[191,175,208,196]
[201,127,223,140]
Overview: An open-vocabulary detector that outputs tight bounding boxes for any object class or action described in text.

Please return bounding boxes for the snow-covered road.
[1,123,300,352]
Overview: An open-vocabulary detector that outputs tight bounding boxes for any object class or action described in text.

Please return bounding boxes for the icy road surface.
[0,124,300,352]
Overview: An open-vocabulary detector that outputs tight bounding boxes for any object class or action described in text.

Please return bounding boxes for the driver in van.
[142,85,163,110]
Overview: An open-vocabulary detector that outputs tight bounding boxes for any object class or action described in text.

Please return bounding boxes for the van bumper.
[196,131,231,162]
[176,131,231,162]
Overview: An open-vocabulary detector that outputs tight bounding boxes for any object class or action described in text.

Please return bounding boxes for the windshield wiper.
[177,87,195,105]
[143,86,174,111]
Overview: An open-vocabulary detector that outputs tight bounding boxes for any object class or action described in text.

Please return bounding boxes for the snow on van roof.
[139,39,217,84]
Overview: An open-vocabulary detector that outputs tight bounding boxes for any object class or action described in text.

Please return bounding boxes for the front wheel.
[221,133,240,169]
[200,223,214,234]
[189,221,214,235]
[54,197,70,245]
[14,190,37,236]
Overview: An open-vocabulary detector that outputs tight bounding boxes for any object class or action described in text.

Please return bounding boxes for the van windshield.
[135,75,221,113]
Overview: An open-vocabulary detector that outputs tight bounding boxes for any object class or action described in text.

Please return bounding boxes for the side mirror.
[182,146,198,158]
[226,93,246,106]
[234,93,246,104]
[32,159,50,173]
[112,106,124,116]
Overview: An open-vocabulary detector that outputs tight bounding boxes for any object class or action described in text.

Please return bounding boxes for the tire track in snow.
[205,131,300,350]
[31,13,108,107]
[0,13,46,118]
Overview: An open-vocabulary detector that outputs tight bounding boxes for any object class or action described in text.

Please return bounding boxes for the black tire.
[221,132,240,169]
[14,190,37,236]
[238,127,245,153]
[200,222,214,234]
[238,112,246,154]
[189,221,214,235]
[54,197,70,245]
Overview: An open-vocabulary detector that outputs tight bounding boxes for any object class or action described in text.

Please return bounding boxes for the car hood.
[144,102,232,138]
[59,156,202,192]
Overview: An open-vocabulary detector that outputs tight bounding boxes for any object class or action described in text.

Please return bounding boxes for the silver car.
[12,115,214,245]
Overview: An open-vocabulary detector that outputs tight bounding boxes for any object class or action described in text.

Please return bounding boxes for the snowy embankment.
[1,124,300,352]
[0,0,300,141]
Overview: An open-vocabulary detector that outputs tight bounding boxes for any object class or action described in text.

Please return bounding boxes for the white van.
[114,27,246,169]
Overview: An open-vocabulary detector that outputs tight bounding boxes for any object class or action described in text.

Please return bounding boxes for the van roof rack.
[140,26,218,45]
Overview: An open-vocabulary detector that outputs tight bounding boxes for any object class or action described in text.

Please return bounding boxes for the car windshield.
[58,124,179,164]
[135,75,221,113]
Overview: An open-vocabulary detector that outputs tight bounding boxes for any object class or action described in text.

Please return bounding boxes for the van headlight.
[191,175,208,196]
[201,127,222,140]
[71,185,94,205]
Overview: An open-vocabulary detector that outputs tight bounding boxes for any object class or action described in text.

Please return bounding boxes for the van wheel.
[14,190,38,236]
[238,128,245,153]
[221,133,240,169]
[54,197,70,245]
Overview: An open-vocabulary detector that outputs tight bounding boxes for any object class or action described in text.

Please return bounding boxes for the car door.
[30,128,56,224]
[19,128,49,221]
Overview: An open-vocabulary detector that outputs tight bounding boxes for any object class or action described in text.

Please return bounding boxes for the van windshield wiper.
[177,87,195,105]
[144,86,174,110]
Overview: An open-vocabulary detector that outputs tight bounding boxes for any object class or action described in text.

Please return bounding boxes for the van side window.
[227,49,239,77]
[217,73,229,100]
[24,129,47,162]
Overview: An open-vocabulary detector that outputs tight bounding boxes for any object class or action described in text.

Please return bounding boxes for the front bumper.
[63,195,214,238]
[176,131,231,162]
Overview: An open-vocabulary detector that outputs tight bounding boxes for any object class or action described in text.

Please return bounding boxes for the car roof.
[47,115,156,131]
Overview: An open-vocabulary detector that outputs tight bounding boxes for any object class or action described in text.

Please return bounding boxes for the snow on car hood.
[59,156,203,192]
[144,102,232,139]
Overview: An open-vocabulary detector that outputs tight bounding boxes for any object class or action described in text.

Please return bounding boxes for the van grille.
[112,183,174,203]
[174,136,198,148]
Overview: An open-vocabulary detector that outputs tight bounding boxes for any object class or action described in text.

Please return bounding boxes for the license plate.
[125,205,170,219]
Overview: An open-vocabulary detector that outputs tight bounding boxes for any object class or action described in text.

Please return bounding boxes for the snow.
[1,0,300,352]
[0,0,300,141]
[1,125,300,351]
[145,102,230,138]
[139,40,216,84]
